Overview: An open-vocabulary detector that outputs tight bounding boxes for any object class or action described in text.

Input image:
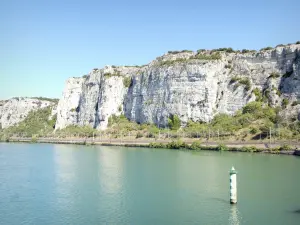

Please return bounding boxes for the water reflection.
[228,205,241,225]
[97,147,123,195]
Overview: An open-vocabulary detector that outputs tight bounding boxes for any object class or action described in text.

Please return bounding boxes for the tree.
[168,115,181,130]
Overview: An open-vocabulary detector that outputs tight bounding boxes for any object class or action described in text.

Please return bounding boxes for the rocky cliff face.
[0,98,55,129]
[55,44,300,130]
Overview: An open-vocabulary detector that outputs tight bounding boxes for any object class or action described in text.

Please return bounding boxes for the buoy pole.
[230,166,237,204]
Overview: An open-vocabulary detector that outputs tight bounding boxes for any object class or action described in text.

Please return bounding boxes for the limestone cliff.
[55,43,300,130]
[0,98,56,129]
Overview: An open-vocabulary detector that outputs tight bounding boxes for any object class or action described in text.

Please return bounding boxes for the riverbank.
[2,137,300,156]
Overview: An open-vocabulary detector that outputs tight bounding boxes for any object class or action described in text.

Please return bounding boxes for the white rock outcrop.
[0,98,55,129]
[55,44,300,130]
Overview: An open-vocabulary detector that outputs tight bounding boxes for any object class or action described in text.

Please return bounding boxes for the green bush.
[282,98,289,108]
[149,142,166,148]
[292,100,300,106]
[260,47,273,51]
[239,78,251,91]
[296,41,300,44]
[250,127,259,134]
[136,132,143,138]
[168,115,181,130]
[123,77,132,88]
[279,144,292,151]
[217,144,228,151]
[166,139,187,149]
[242,102,262,114]
[190,141,202,150]
[252,88,263,102]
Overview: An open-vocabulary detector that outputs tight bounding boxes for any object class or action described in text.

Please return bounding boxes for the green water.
[0,143,299,225]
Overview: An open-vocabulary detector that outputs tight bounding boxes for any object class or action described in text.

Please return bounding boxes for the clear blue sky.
[0,0,299,100]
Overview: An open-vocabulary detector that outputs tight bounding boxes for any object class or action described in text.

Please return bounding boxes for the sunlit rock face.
[55,44,300,130]
[0,98,54,129]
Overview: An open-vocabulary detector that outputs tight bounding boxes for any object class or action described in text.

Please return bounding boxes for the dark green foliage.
[225,64,232,69]
[197,49,206,53]
[33,97,59,103]
[136,132,143,138]
[82,75,88,79]
[279,144,292,151]
[57,125,96,137]
[168,115,181,130]
[191,52,222,60]
[260,47,273,51]
[1,106,55,137]
[242,102,262,114]
[292,100,300,106]
[230,77,251,91]
[296,41,300,44]
[104,71,122,78]
[268,72,280,79]
[123,77,132,88]
[239,78,251,91]
[242,49,250,53]
[240,146,258,152]
[252,88,263,101]
[213,47,234,53]
[230,76,239,84]
[283,70,293,78]
[217,144,228,151]
[149,142,166,148]
[282,98,289,108]
[168,50,193,54]
[250,127,259,134]
[189,141,202,150]
[166,139,187,149]
[118,105,122,112]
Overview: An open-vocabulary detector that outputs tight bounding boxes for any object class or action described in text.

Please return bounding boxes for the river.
[0,143,299,225]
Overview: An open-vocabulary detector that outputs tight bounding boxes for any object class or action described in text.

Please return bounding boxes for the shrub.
[225,64,232,69]
[268,72,280,79]
[282,98,289,108]
[279,144,292,151]
[252,88,263,101]
[242,102,262,114]
[149,142,166,148]
[123,77,132,88]
[168,115,181,130]
[118,105,122,112]
[166,139,187,149]
[260,47,273,51]
[242,49,250,53]
[230,76,240,84]
[191,52,222,60]
[239,78,251,91]
[292,100,300,106]
[136,132,143,138]
[296,41,300,44]
[283,70,293,78]
[217,144,228,151]
[241,146,257,152]
[190,141,202,150]
[250,127,259,134]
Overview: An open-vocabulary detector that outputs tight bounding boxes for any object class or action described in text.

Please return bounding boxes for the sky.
[0,0,299,100]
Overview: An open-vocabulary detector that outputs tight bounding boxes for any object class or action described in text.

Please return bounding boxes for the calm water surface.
[0,143,299,225]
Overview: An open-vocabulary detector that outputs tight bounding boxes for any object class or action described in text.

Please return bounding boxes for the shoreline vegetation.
[1,88,300,157]
[2,137,300,156]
